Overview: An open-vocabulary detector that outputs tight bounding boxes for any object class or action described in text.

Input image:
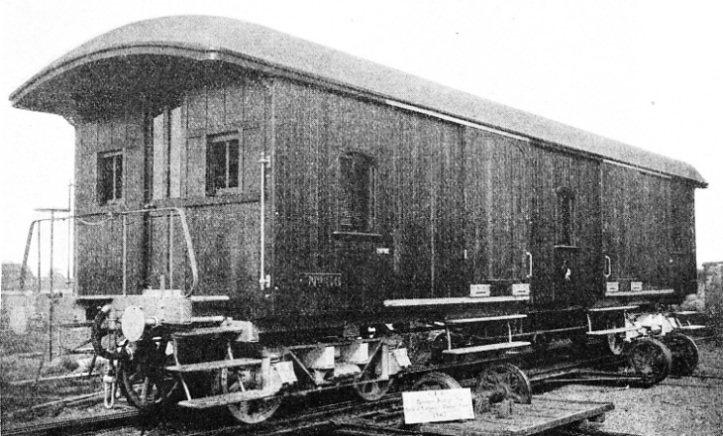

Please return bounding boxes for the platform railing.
[20,206,199,298]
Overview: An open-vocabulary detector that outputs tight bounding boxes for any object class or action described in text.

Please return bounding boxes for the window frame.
[555,186,576,247]
[206,131,242,197]
[97,150,124,205]
[338,151,378,234]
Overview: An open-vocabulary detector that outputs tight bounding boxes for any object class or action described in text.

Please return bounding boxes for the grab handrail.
[525,251,533,279]
[604,255,612,279]
[19,206,199,298]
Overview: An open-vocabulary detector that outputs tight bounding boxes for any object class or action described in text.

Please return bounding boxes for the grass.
[0,300,99,423]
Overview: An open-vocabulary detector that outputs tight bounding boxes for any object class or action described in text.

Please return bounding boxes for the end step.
[178,390,274,409]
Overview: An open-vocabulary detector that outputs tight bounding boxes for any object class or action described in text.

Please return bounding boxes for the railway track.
[553,429,644,436]
[3,393,635,436]
[2,394,401,436]
[329,427,643,436]
[6,337,716,436]
[2,410,141,436]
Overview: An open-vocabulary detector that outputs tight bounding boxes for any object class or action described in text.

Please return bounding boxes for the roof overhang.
[12,46,254,120]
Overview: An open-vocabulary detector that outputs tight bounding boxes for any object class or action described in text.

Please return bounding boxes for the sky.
[1,0,721,278]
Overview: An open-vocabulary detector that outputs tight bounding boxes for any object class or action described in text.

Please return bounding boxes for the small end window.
[556,187,575,246]
[98,150,123,205]
[206,133,240,196]
[339,152,377,233]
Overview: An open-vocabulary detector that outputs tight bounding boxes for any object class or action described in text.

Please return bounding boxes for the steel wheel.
[477,363,532,404]
[412,371,461,391]
[664,333,699,377]
[353,344,394,401]
[215,364,283,424]
[353,375,393,401]
[118,340,178,410]
[627,337,672,387]
[91,305,124,360]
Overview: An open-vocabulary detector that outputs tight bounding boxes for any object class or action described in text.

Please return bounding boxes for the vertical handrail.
[122,215,128,296]
[259,154,270,290]
[168,213,174,290]
[525,251,533,279]
[604,255,612,279]
[37,222,42,294]
[49,213,54,295]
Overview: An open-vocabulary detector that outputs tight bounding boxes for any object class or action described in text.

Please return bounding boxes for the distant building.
[702,261,723,310]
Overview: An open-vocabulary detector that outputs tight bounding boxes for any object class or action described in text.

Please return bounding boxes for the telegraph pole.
[34,207,70,360]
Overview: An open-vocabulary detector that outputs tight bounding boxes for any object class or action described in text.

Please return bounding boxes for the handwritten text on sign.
[402,388,475,424]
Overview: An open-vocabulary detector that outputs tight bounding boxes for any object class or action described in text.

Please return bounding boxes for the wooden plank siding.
[72,68,699,323]
[670,182,697,296]
[271,80,471,317]
[75,110,145,296]
[270,78,614,318]
[271,79,553,318]
[462,129,531,292]
[601,162,694,295]
[75,72,270,307]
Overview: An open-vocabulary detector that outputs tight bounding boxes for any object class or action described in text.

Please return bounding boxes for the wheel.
[627,338,672,387]
[214,362,283,424]
[664,333,699,377]
[353,344,394,401]
[607,333,626,356]
[476,363,532,405]
[118,340,179,410]
[412,371,462,391]
[353,374,393,401]
[91,305,124,360]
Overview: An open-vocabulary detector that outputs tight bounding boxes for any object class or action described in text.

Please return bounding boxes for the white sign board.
[402,388,475,424]
[470,284,491,297]
[630,281,643,292]
[512,283,530,296]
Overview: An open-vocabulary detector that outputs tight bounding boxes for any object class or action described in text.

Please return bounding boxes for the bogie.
[118,340,180,410]
[663,333,699,377]
[627,337,673,387]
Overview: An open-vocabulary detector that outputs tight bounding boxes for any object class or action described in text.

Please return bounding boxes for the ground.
[537,341,723,435]
[410,329,723,435]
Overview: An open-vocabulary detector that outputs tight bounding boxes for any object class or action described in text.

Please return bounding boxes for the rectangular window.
[556,187,575,246]
[340,152,377,232]
[206,133,241,196]
[98,151,123,205]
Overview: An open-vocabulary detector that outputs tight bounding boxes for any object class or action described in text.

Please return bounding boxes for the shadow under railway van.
[11,16,707,423]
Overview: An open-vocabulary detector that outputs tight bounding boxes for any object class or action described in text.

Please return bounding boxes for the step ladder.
[586,306,640,336]
[441,314,530,356]
[669,311,707,332]
[178,389,274,409]
[169,324,271,409]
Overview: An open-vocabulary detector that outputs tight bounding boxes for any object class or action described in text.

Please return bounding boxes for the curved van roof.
[10,15,705,185]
